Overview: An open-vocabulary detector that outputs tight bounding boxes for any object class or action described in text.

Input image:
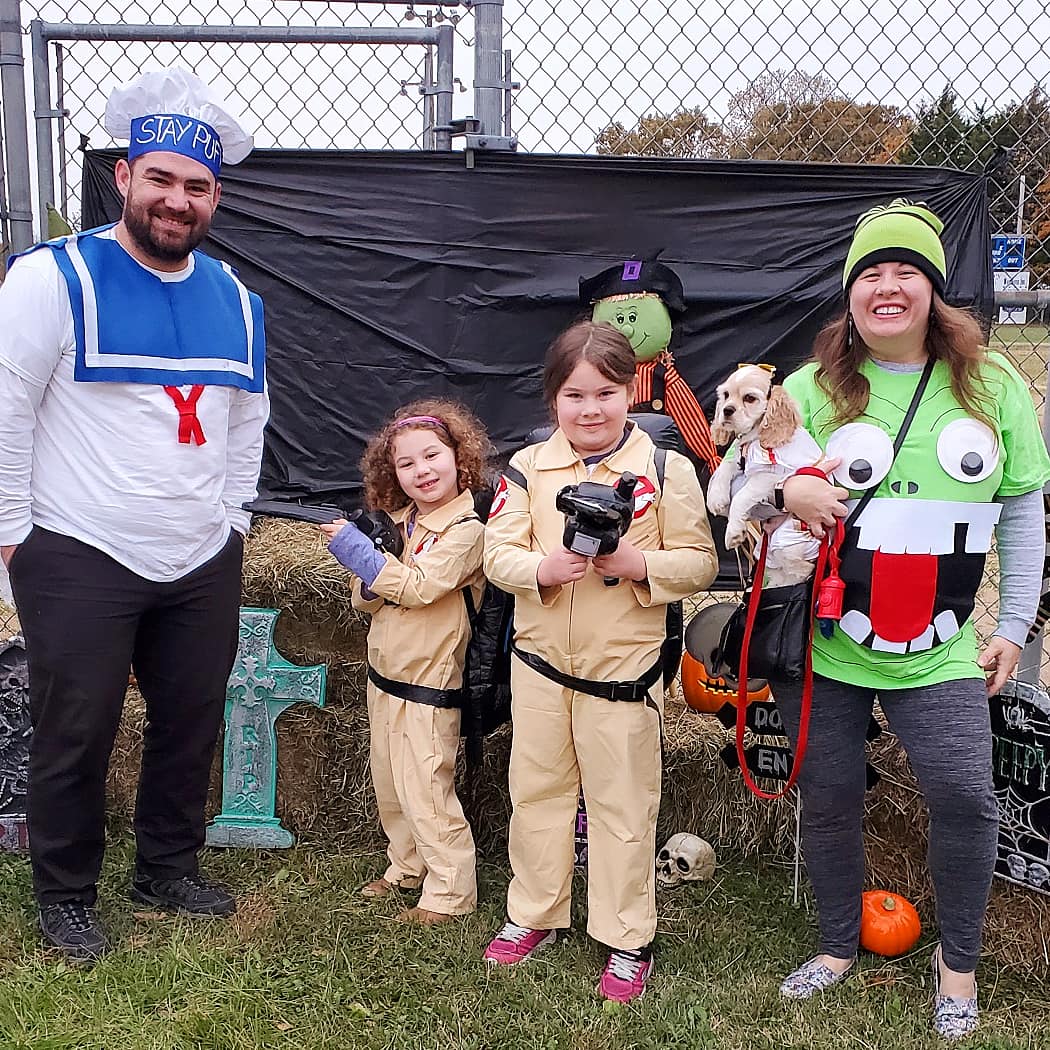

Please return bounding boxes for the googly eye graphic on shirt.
[936,418,999,483]
[632,475,657,519]
[825,422,894,490]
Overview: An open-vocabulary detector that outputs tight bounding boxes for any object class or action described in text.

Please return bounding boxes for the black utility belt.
[366,665,462,709]
[511,644,661,702]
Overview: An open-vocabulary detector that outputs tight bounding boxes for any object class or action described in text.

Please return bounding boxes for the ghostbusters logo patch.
[412,534,439,559]
[632,475,657,519]
[489,475,510,518]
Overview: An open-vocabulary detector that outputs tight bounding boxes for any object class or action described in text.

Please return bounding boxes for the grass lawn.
[0,838,1046,1050]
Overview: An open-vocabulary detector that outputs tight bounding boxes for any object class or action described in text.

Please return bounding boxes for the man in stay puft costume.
[0,68,268,963]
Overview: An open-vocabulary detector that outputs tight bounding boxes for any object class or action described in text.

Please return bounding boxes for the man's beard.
[122,198,209,264]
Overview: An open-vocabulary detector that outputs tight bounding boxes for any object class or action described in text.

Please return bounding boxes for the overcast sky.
[15,0,1050,220]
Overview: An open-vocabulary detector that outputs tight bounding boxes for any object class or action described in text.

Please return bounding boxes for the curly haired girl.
[321,398,491,924]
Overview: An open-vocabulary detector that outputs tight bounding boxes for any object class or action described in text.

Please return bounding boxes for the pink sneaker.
[599,946,653,1003]
[483,921,557,965]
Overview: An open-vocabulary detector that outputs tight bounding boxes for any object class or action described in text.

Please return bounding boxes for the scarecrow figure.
[579,258,720,480]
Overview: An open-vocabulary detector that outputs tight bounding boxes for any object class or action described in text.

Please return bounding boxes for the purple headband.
[393,415,449,434]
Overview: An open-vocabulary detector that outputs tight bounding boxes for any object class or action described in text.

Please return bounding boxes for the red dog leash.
[734,514,845,800]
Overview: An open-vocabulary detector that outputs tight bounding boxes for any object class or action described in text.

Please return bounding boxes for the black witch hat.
[578,255,686,314]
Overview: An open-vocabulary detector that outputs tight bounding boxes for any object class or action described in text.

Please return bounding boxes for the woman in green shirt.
[774,199,1050,1041]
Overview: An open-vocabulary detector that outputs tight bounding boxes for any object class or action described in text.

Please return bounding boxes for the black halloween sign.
[989,679,1050,896]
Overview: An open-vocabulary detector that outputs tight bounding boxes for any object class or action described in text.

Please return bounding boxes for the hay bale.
[101,517,1050,973]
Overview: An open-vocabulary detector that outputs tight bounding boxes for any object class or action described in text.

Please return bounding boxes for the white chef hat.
[104,67,254,178]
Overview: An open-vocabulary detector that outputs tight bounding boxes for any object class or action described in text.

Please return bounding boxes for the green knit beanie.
[842,198,947,296]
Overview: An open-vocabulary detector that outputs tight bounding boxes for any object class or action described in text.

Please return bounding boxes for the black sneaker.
[38,900,110,965]
[130,873,236,918]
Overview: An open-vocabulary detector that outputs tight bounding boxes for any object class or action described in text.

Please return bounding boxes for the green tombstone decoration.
[206,607,326,849]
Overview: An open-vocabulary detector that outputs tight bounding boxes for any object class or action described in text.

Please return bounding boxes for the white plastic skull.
[656,833,716,886]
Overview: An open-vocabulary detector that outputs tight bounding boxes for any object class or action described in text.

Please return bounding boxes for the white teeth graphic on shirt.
[852,498,1000,555]
[839,610,954,653]
[830,497,1003,650]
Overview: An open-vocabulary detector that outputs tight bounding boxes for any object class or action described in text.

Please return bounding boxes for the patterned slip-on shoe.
[931,946,979,1041]
[779,955,855,1000]
[483,921,557,965]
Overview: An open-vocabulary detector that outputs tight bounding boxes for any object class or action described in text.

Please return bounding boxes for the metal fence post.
[1017,330,1050,687]
[471,0,503,137]
[0,0,36,252]
[29,18,53,241]
[434,22,453,151]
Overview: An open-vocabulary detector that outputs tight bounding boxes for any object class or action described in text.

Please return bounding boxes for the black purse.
[716,358,934,684]
[718,575,813,681]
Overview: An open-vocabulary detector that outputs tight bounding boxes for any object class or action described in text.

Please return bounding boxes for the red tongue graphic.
[869,550,938,643]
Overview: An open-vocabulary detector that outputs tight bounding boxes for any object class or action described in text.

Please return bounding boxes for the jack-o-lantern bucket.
[681,603,770,713]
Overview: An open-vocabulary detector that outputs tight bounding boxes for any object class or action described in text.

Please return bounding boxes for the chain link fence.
[2,0,1049,671]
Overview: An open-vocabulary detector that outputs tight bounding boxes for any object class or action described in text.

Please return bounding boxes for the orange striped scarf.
[633,352,720,473]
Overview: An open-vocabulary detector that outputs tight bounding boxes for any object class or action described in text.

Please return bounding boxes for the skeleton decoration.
[656,832,716,886]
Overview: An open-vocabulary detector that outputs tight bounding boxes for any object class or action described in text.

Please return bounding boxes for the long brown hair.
[542,320,637,412]
[813,296,996,428]
[360,398,490,512]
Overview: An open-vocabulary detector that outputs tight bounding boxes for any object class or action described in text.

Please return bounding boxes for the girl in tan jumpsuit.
[321,399,490,925]
[482,322,717,1001]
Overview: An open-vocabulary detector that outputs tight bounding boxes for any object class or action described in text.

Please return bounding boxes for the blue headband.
[128,113,223,177]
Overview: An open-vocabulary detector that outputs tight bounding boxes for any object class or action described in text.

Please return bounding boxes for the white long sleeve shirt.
[0,231,270,581]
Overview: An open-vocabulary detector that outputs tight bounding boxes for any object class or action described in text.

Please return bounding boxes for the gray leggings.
[773,674,997,972]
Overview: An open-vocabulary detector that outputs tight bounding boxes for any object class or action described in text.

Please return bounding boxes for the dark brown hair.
[360,398,490,513]
[813,296,996,428]
[542,320,637,410]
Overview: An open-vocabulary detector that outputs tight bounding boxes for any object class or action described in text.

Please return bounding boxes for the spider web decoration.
[989,680,1050,896]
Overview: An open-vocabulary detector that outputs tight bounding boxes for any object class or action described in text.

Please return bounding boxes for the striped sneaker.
[483,921,557,965]
[599,945,653,1003]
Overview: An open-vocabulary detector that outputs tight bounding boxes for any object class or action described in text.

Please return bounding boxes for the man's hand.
[1,545,18,569]
[592,539,648,582]
[537,548,589,587]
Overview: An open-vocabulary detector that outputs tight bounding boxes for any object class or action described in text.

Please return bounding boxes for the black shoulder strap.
[654,446,667,490]
[503,464,528,491]
[463,584,478,624]
[845,356,935,529]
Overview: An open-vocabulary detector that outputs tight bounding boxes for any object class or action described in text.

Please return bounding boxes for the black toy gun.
[555,472,638,586]
[243,499,404,558]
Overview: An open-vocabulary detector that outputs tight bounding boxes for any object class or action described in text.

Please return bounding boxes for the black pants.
[9,527,243,907]
[773,673,997,972]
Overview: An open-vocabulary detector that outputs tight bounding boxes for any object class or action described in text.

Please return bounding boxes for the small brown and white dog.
[706,364,823,586]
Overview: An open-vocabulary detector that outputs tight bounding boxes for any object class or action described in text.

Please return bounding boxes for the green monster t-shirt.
[784,352,1050,690]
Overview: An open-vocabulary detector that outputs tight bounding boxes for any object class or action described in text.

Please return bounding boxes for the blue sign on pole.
[992,235,1026,271]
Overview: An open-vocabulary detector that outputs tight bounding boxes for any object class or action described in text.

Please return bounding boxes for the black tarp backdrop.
[83,150,992,507]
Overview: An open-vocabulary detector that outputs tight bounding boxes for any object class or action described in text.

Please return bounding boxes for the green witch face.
[591,293,672,362]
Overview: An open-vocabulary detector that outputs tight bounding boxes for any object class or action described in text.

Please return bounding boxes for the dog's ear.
[759,387,803,447]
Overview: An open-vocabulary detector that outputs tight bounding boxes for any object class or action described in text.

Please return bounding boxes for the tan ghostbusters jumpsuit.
[352,488,482,915]
[484,423,717,949]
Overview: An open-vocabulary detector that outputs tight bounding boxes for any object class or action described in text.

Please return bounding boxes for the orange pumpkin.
[681,649,770,714]
[859,891,921,956]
